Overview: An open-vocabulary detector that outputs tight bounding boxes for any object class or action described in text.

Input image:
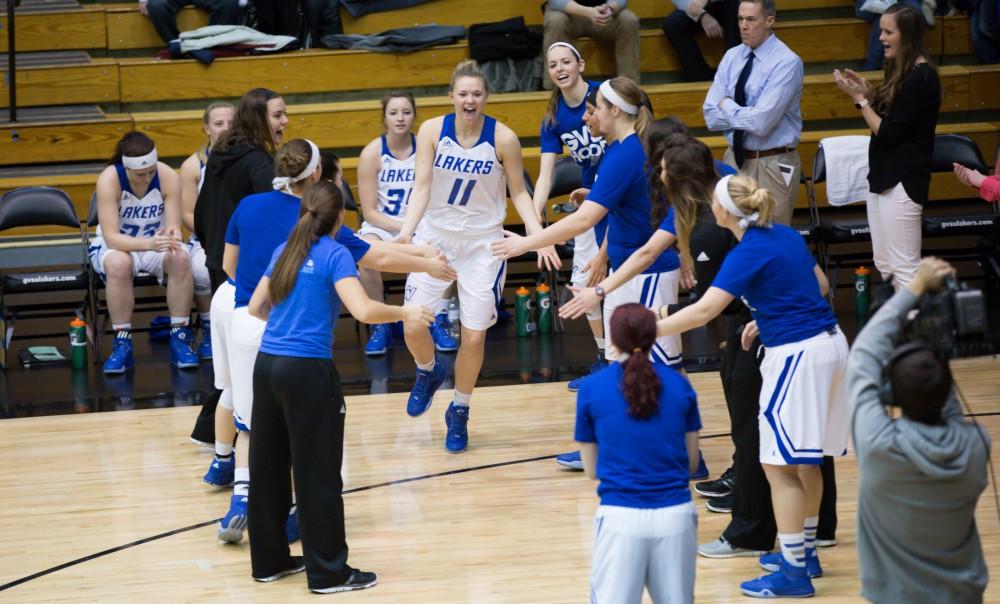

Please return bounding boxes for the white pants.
[209,281,236,392]
[867,182,922,287]
[758,328,849,466]
[230,306,266,432]
[591,502,697,604]
[603,269,681,367]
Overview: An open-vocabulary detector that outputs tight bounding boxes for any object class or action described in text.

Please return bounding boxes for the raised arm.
[357,138,405,233]
[396,118,441,242]
[336,276,434,326]
[358,241,457,282]
[532,152,558,219]
[492,200,607,260]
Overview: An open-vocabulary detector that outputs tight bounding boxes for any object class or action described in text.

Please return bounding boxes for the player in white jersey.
[357,92,458,356]
[396,59,561,453]
[89,132,199,374]
[180,101,239,486]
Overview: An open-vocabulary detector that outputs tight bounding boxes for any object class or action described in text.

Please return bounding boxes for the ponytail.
[268,181,345,304]
[725,174,777,227]
[634,106,652,142]
[610,303,662,420]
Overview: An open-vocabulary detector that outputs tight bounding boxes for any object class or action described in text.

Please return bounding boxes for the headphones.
[879,340,951,408]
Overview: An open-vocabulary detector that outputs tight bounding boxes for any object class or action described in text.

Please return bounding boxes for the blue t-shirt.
[259,237,359,359]
[715,160,737,177]
[712,224,837,347]
[658,206,676,234]
[588,134,679,274]
[575,362,702,509]
[540,80,605,189]
[225,190,371,308]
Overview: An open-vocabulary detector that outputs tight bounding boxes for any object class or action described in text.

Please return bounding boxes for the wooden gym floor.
[0,356,997,603]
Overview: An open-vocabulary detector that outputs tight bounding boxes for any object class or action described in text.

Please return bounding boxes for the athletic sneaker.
[698,537,769,559]
[170,327,200,369]
[286,507,300,543]
[407,362,446,417]
[445,403,470,453]
[694,466,735,498]
[218,493,248,543]
[310,569,378,594]
[706,493,733,514]
[556,450,584,471]
[567,357,609,392]
[741,559,815,598]
[430,313,458,352]
[103,336,134,374]
[365,323,393,356]
[198,323,212,360]
[760,550,823,578]
[254,556,307,583]
[202,455,235,488]
[690,451,710,480]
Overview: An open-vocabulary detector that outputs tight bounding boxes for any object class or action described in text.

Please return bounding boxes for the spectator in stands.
[954,161,1000,201]
[953,0,1000,63]
[140,0,245,46]
[834,4,941,288]
[542,1,641,89]
[662,0,741,81]
[847,256,989,604]
[855,0,922,71]
[703,0,803,226]
[576,303,701,604]
[90,132,200,374]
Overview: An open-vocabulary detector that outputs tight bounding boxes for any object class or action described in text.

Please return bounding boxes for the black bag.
[467,16,542,62]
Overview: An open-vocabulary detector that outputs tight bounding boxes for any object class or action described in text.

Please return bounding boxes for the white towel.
[820,135,870,207]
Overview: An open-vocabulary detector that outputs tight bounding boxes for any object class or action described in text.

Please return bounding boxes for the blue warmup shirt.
[658,206,676,235]
[712,223,837,347]
[715,160,737,177]
[588,134,678,273]
[225,190,371,308]
[259,237,359,359]
[575,362,702,509]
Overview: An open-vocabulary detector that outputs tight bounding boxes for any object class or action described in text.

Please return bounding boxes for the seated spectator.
[954,161,1000,201]
[542,1,640,89]
[662,0,741,81]
[953,0,1000,63]
[855,0,922,70]
[140,0,245,46]
[847,256,990,603]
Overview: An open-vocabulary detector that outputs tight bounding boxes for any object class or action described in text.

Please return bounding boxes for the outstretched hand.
[402,303,435,328]
[492,230,529,260]
[559,286,601,320]
[953,162,987,189]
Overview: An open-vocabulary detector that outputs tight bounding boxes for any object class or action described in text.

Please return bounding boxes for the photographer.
[848,256,990,604]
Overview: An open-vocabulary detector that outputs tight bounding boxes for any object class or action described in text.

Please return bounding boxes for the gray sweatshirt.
[848,288,990,604]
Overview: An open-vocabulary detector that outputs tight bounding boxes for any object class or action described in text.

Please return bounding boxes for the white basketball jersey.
[377,134,416,218]
[425,114,507,236]
[97,163,165,239]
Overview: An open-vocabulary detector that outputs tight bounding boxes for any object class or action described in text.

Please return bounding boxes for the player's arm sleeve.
[539,122,563,155]
[263,245,284,278]
[329,245,360,282]
[683,378,703,433]
[709,247,754,299]
[586,153,629,213]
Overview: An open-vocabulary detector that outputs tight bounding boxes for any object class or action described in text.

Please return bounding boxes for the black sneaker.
[310,569,379,594]
[694,466,734,498]
[705,492,733,514]
[253,556,306,583]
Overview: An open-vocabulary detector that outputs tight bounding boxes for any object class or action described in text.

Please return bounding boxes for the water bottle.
[855,266,871,327]
[536,283,552,334]
[69,318,88,369]
[515,286,534,337]
[447,297,461,340]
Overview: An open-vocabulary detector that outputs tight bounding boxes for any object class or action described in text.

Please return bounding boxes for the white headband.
[272,139,321,194]
[546,41,581,61]
[714,175,760,229]
[122,148,158,170]
[598,80,638,116]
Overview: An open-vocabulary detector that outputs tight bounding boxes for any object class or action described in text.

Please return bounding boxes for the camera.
[901,277,988,359]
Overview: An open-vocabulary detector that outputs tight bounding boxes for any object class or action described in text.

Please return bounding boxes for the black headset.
[879,340,950,407]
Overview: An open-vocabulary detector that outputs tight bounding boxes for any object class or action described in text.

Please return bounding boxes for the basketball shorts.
[357,221,397,242]
[209,280,236,391]
[88,236,172,285]
[230,306,266,432]
[603,269,682,367]
[405,225,506,331]
[758,327,849,466]
[187,235,212,296]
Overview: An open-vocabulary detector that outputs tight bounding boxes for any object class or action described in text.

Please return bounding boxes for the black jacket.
[195,141,274,271]
[867,63,941,204]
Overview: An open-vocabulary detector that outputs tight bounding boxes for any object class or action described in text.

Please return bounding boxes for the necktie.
[732,51,755,169]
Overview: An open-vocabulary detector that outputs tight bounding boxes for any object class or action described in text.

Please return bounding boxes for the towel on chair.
[820,135,870,206]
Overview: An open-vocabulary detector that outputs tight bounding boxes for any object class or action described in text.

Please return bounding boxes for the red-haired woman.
[575,302,701,603]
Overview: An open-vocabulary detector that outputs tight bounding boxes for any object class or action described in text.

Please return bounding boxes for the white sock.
[803,516,819,555]
[112,323,132,339]
[170,316,190,333]
[453,390,471,407]
[416,359,436,372]
[214,442,233,458]
[234,468,250,497]
[778,532,806,568]
[201,312,211,325]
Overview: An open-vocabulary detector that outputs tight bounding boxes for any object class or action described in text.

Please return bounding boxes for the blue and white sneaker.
[198,323,212,360]
[365,323,393,356]
[170,327,200,369]
[690,451,710,480]
[218,493,248,543]
[556,451,584,470]
[444,403,470,453]
[759,550,823,579]
[102,335,134,374]
[741,558,815,598]
[286,506,300,543]
[406,362,446,417]
[202,455,234,488]
[430,314,458,352]
[567,357,609,392]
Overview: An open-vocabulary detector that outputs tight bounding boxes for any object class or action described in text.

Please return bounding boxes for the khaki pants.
[724,148,801,226]
[542,8,640,89]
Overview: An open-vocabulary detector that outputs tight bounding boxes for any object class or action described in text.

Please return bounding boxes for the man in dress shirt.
[703,0,803,225]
